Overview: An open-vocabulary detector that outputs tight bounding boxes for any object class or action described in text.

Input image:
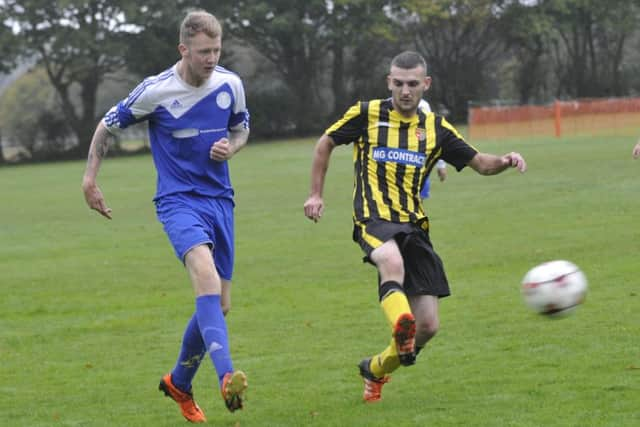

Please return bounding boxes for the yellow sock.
[369,338,400,378]
[380,290,412,328]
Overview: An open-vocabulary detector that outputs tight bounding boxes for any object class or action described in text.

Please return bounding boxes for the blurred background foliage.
[1,0,640,162]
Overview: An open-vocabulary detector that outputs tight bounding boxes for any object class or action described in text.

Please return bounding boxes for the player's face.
[179,33,221,87]
[387,65,431,117]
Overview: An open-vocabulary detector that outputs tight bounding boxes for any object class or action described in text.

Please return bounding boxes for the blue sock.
[170,314,206,393]
[195,295,234,386]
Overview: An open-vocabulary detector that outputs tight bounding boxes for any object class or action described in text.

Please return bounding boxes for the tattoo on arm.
[96,138,109,159]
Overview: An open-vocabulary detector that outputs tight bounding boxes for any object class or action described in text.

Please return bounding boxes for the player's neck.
[391,100,418,119]
[177,60,206,88]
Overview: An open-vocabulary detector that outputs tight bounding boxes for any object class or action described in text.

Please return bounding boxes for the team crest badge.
[416,128,426,141]
[216,91,232,109]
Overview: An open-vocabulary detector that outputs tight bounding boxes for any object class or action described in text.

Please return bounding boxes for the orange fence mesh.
[468,97,640,140]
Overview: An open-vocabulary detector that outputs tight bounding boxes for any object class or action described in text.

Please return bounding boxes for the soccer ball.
[521,260,587,317]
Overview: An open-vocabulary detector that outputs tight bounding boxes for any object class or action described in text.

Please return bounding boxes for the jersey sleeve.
[102,78,156,134]
[436,116,478,171]
[228,75,250,131]
[325,102,366,145]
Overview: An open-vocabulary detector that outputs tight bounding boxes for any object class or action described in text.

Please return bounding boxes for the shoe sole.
[394,313,416,366]
[223,371,248,412]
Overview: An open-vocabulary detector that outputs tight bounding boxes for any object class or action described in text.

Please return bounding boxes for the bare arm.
[633,141,640,159]
[303,134,336,222]
[81,121,113,219]
[436,159,447,181]
[209,127,250,161]
[468,152,527,175]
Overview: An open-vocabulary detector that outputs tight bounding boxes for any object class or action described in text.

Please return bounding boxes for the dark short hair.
[390,51,428,73]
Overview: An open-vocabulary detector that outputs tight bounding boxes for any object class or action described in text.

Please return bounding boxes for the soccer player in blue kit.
[82,10,248,423]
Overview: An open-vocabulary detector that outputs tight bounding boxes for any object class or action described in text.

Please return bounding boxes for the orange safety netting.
[468,97,640,140]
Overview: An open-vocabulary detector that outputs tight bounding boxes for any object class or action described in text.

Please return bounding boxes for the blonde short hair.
[179,10,222,44]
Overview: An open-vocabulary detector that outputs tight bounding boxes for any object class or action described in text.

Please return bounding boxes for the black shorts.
[353,219,450,298]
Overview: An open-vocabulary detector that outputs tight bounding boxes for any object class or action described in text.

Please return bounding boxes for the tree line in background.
[1,0,640,163]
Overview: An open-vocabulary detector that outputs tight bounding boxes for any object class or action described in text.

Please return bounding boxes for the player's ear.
[178,42,189,57]
[387,74,393,90]
[423,76,432,91]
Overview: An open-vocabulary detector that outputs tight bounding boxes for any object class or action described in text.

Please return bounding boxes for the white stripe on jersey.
[419,99,432,113]
[103,63,248,132]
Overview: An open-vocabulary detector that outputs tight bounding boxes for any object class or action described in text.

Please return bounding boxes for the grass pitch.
[0,133,638,426]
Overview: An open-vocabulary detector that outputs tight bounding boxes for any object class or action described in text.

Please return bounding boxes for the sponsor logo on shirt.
[372,147,426,167]
[172,127,228,138]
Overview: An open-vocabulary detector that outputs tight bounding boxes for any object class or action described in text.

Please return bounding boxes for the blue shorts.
[155,193,234,280]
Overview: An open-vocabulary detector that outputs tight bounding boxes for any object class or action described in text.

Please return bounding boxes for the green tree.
[400,0,505,121]
[327,0,401,118]
[0,0,188,156]
[0,67,71,160]
[540,0,640,98]
[205,0,400,133]
[211,0,335,134]
[122,0,188,78]
[499,1,554,103]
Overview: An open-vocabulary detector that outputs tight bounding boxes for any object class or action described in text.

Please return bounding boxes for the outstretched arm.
[468,152,527,175]
[303,134,336,222]
[81,122,113,219]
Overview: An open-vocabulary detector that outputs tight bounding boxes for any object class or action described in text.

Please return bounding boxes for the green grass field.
[1,134,639,426]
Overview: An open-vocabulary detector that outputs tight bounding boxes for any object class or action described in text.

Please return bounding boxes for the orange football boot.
[159,373,206,423]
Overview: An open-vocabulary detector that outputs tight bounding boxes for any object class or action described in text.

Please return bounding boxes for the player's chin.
[398,104,418,115]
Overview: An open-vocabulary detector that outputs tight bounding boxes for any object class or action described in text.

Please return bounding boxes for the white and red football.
[521,260,588,317]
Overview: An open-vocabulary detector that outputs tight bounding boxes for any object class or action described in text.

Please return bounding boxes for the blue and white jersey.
[103,64,249,201]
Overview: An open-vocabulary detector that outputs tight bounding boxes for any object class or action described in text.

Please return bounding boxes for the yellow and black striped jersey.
[326,98,477,224]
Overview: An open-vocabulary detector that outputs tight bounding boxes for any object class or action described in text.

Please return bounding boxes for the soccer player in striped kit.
[304,51,526,402]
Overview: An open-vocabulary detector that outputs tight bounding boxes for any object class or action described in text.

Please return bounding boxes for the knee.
[416,314,439,338]
[380,254,405,277]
